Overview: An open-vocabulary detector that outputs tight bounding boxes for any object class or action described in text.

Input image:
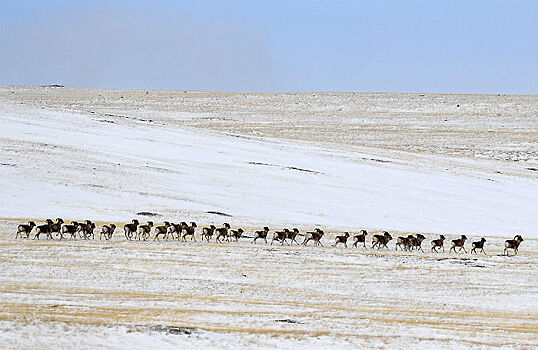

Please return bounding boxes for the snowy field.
[0,86,537,348]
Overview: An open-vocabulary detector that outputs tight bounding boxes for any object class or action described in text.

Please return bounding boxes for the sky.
[0,0,537,93]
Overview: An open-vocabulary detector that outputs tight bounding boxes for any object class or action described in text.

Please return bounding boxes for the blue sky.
[1,0,536,93]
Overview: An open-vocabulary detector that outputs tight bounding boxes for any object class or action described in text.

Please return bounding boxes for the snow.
[0,230,536,349]
[0,100,536,237]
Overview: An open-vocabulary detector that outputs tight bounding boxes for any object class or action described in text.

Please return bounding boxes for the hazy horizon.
[5,84,538,96]
[1,1,537,94]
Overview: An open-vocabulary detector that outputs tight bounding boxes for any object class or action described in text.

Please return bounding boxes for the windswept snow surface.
[0,96,537,237]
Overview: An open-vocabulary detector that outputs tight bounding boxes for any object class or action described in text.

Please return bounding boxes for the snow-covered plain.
[1,87,537,236]
[0,86,537,348]
[0,228,537,349]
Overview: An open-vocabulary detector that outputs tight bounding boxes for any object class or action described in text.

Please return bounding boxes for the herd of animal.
[14,218,525,256]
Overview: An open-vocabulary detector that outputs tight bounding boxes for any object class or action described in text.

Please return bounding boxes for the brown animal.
[164,222,176,240]
[84,221,96,240]
[34,219,53,240]
[75,220,93,239]
[181,222,197,241]
[409,234,426,252]
[286,228,301,245]
[178,222,188,240]
[372,231,392,249]
[215,223,231,243]
[50,218,64,239]
[450,235,468,253]
[431,235,446,252]
[504,235,524,256]
[124,219,139,240]
[16,221,35,239]
[334,232,350,247]
[137,221,153,241]
[353,230,368,248]
[153,222,170,241]
[61,221,79,240]
[271,229,290,245]
[253,227,270,244]
[471,237,486,255]
[230,228,244,242]
[100,224,116,240]
[202,225,217,242]
[303,228,325,246]
[167,222,179,240]
[169,222,183,240]
[76,221,85,239]
[395,235,413,251]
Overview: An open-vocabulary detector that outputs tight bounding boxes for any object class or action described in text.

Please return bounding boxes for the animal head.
[191,222,197,227]
[147,221,153,226]
[29,221,36,227]
[461,235,467,240]
[284,228,290,232]
[344,232,350,237]
[110,224,116,229]
[132,219,139,225]
[238,228,244,233]
[480,237,486,242]
[164,221,170,226]
[293,228,299,233]
[407,234,414,239]
[439,235,445,240]
[46,219,53,224]
[223,223,230,228]
[210,225,216,229]
[263,226,269,231]
[56,218,64,224]
[514,235,523,242]
[360,229,367,235]
[416,234,426,240]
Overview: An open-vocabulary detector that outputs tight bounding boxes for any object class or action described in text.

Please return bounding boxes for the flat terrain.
[0,86,537,348]
[1,220,537,349]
